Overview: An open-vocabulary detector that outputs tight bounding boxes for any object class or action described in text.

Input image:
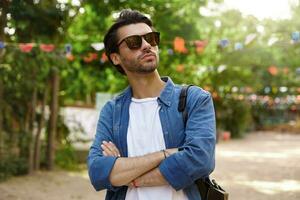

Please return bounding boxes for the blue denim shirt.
[87,77,216,200]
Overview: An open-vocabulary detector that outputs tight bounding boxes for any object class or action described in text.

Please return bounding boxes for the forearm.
[133,167,168,187]
[109,150,164,186]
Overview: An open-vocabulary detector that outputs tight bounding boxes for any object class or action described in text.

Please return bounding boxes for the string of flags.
[0,31,299,64]
[268,65,300,76]
[0,41,109,64]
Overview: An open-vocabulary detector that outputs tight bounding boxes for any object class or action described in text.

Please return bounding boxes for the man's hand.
[101,141,121,157]
[129,148,178,187]
[133,167,168,187]
[101,141,178,187]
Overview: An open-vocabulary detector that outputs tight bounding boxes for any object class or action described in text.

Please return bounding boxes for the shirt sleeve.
[87,101,121,192]
[159,88,216,190]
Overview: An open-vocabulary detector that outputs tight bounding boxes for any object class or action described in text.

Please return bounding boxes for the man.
[88,9,216,200]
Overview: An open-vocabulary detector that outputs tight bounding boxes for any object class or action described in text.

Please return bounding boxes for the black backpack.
[178,85,229,200]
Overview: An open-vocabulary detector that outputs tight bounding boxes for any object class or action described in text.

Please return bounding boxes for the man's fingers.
[101,141,121,157]
[108,141,121,156]
[101,143,114,156]
[102,141,120,157]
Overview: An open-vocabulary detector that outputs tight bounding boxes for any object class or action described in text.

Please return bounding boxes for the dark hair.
[104,9,153,75]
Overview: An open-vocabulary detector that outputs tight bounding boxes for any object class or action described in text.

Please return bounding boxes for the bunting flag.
[268,66,278,76]
[245,33,257,45]
[65,44,72,54]
[234,42,243,50]
[218,39,229,48]
[0,31,299,65]
[91,43,104,51]
[291,31,300,42]
[100,52,108,63]
[83,52,98,63]
[173,37,188,53]
[194,40,207,53]
[66,53,75,61]
[296,67,300,75]
[268,37,279,46]
[0,41,5,49]
[176,64,185,73]
[167,48,174,55]
[19,43,34,53]
[40,44,55,52]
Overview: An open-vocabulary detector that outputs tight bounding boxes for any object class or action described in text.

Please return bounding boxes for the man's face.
[111,23,159,75]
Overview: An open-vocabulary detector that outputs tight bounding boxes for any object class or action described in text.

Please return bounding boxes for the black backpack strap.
[178,85,227,199]
[178,84,193,127]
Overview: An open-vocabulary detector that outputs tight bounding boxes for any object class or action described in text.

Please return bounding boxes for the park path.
[212,131,300,200]
[0,131,299,200]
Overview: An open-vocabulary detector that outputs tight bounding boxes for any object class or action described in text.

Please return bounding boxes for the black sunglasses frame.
[117,32,160,50]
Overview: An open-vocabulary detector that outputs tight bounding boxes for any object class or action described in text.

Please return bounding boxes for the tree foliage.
[1,0,300,177]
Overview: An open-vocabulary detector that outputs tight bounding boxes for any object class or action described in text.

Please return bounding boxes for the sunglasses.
[117,32,160,50]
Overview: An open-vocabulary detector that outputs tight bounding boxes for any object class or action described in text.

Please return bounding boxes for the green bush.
[55,144,79,171]
[0,156,28,182]
[215,97,252,138]
[251,103,293,128]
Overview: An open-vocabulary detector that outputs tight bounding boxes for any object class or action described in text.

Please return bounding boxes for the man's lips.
[140,53,156,60]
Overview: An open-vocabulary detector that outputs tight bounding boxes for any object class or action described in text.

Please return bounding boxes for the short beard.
[126,56,159,74]
[135,63,157,74]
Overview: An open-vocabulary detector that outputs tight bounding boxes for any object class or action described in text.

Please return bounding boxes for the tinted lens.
[144,32,160,46]
[119,32,160,50]
[124,35,142,49]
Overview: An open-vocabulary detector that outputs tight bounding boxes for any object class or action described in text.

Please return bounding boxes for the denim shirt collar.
[158,76,174,107]
[115,76,175,107]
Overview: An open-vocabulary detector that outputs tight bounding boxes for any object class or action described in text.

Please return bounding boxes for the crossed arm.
[101,141,177,187]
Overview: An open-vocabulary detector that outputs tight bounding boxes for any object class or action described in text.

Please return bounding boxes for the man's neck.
[127,70,165,99]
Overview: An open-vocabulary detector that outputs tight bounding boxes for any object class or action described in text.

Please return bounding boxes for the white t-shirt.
[125,97,188,200]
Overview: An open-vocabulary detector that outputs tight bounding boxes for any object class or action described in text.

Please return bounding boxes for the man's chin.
[139,68,156,74]
[138,65,157,74]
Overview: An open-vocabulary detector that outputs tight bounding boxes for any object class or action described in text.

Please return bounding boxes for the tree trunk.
[0,0,8,40]
[28,87,37,174]
[34,84,49,170]
[0,0,9,158]
[0,79,4,157]
[86,93,92,105]
[11,117,20,156]
[47,68,59,170]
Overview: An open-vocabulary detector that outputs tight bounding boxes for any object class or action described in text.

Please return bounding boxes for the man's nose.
[140,37,152,50]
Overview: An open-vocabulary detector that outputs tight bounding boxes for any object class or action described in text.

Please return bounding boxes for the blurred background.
[0,0,299,199]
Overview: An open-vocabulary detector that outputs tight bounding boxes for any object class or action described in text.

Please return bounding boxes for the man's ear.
[110,53,121,65]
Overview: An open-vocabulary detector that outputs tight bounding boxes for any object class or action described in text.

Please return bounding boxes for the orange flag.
[268,66,278,76]
[66,53,75,61]
[176,64,185,73]
[84,53,98,63]
[173,37,188,53]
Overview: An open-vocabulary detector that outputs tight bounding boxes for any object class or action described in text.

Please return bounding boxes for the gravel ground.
[0,131,299,200]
